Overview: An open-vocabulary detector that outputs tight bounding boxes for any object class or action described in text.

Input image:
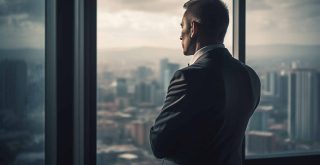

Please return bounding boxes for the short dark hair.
[183,0,229,42]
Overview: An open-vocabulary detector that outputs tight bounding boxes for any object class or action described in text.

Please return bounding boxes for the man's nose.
[180,35,182,40]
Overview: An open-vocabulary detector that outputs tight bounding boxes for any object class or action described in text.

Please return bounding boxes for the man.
[150,0,260,165]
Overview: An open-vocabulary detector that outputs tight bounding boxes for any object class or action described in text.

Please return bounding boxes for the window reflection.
[0,0,45,164]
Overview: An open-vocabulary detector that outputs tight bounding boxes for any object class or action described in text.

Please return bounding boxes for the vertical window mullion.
[74,0,97,165]
[233,0,246,63]
[45,0,57,164]
[46,0,76,164]
[83,0,97,164]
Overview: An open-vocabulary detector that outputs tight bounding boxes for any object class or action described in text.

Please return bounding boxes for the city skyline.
[95,55,320,164]
[1,0,320,164]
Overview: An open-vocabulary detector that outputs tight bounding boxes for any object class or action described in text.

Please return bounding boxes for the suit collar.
[188,44,225,65]
[191,47,230,65]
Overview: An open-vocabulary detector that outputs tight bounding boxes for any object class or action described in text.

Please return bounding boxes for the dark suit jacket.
[149,48,261,165]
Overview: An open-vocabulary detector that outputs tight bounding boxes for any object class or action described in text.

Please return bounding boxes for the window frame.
[45,0,320,164]
[45,0,96,165]
[45,0,75,164]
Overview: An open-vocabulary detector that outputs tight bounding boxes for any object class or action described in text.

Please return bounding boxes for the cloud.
[278,0,320,8]
[0,0,44,23]
[98,0,186,14]
[96,0,188,49]
[246,0,272,11]
[246,0,320,45]
[97,0,236,49]
[247,0,320,18]
[281,0,320,19]
[0,0,44,49]
[0,20,44,49]
[97,10,183,49]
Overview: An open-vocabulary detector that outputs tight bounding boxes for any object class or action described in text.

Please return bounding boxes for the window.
[0,0,45,164]
[246,0,320,157]
[4,0,319,164]
[97,0,233,164]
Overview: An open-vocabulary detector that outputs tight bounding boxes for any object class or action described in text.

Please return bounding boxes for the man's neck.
[195,41,221,53]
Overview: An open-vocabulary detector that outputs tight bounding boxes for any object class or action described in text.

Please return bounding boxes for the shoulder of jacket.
[174,65,210,86]
[178,65,205,76]
[244,64,261,87]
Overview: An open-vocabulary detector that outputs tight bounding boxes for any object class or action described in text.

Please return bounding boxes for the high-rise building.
[159,59,180,93]
[278,70,289,108]
[149,81,162,106]
[259,73,267,93]
[116,78,128,97]
[288,69,320,142]
[0,60,27,116]
[159,58,169,89]
[134,66,152,82]
[126,121,149,147]
[266,71,278,96]
[134,81,162,107]
[249,105,272,131]
[134,82,152,106]
[247,131,276,154]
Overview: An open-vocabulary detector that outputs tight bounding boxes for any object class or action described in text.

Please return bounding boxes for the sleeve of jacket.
[245,65,261,110]
[149,70,193,158]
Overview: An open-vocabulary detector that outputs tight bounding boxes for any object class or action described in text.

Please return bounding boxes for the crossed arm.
[149,70,193,158]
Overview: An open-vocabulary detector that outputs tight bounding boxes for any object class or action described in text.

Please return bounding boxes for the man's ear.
[190,21,199,39]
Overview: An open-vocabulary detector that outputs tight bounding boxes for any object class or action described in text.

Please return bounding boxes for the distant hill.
[246,45,320,70]
[97,47,190,71]
[247,44,320,60]
[98,47,188,64]
[100,45,320,61]
[0,49,44,64]
[1,45,319,70]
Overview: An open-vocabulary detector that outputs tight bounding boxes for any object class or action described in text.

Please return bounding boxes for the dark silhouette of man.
[150,0,261,165]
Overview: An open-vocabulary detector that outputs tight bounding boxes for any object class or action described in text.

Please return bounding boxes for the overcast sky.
[0,0,320,49]
[246,0,320,45]
[97,0,233,50]
[0,0,44,49]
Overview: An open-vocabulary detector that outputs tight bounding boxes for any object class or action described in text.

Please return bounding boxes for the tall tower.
[135,66,152,82]
[134,82,152,105]
[278,70,289,108]
[116,78,128,97]
[159,58,169,89]
[249,105,272,131]
[288,69,319,142]
[159,59,180,96]
[266,71,279,97]
[0,60,27,116]
[163,63,179,93]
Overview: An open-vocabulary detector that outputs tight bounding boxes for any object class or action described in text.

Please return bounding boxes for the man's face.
[180,16,196,55]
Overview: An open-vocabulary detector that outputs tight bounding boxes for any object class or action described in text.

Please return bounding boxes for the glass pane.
[0,0,45,165]
[97,0,233,164]
[246,0,320,156]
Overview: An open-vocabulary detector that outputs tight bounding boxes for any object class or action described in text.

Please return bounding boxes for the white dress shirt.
[188,44,225,65]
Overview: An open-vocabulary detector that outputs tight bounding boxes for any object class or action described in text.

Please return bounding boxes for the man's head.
[180,0,229,55]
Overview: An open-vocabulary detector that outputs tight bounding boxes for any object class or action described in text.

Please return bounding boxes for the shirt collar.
[188,44,225,65]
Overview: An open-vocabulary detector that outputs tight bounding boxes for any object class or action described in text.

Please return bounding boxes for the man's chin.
[183,52,193,56]
[183,50,193,56]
